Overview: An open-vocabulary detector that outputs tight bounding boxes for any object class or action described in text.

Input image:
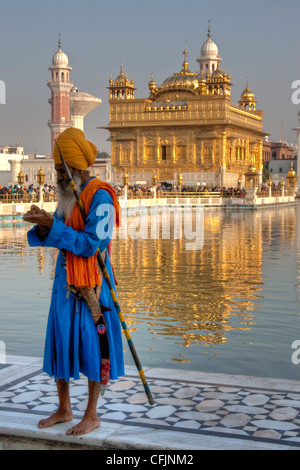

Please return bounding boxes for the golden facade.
[101,26,266,187]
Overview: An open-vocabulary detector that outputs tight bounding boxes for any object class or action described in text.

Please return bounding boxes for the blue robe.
[27,182,125,382]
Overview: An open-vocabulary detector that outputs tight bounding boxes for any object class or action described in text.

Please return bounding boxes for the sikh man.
[23,128,124,436]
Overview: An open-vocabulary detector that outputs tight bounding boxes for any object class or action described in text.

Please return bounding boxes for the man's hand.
[23,205,54,231]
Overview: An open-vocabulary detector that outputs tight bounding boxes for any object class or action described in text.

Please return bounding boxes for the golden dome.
[211,63,224,80]
[247,163,257,173]
[287,162,296,177]
[114,61,130,86]
[148,73,157,94]
[160,71,199,89]
[240,78,255,101]
[239,78,256,110]
[159,48,199,92]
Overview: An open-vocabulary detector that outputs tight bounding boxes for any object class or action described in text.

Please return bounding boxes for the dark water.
[1,204,300,380]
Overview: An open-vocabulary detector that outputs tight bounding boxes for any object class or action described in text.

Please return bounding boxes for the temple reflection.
[0,205,297,349]
[112,206,296,347]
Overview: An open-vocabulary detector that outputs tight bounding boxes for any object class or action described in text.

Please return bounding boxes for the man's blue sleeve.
[27,189,114,256]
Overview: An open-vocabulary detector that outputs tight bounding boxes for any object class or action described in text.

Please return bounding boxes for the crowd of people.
[0,184,57,201]
[0,181,278,202]
[112,183,248,198]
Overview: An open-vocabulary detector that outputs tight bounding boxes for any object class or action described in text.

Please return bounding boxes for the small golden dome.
[241,78,255,101]
[148,73,156,86]
[148,73,157,94]
[211,63,224,80]
[247,163,257,173]
[239,78,256,110]
[287,162,296,177]
[114,61,129,86]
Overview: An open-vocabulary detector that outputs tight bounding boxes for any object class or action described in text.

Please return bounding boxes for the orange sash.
[65,179,120,289]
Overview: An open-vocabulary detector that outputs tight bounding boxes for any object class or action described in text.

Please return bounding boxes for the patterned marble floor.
[1,357,300,449]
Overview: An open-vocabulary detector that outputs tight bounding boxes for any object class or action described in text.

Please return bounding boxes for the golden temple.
[101,24,266,188]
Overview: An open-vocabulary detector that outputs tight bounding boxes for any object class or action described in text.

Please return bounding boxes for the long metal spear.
[55,140,155,405]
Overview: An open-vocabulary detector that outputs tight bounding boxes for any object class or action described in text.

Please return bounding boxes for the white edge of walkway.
[0,409,294,451]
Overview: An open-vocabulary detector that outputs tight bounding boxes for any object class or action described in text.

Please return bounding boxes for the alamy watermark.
[0,81,5,104]
[0,340,6,364]
[96,205,204,251]
[291,340,300,365]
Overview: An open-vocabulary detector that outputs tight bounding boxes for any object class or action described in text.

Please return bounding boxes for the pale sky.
[0,0,300,155]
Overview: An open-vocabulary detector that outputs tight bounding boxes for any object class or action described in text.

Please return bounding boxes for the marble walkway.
[1,356,300,450]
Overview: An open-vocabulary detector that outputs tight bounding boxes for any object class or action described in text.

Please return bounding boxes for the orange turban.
[53,127,97,170]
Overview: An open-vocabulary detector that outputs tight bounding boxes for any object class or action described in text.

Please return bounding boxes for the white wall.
[0,171,11,186]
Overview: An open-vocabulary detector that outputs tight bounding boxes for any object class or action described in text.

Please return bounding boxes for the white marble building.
[0,151,111,187]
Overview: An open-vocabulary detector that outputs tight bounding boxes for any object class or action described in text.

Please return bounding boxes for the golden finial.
[148,72,157,95]
[120,60,124,75]
[182,41,189,71]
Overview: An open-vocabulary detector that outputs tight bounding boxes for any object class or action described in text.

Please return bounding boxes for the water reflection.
[113,209,266,349]
[0,224,57,281]
[0,204,298,377]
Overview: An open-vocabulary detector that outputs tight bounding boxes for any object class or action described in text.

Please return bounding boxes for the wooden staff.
[55,140,155,405]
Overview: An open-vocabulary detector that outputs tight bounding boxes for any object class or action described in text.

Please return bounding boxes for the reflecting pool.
[1,204,300,380]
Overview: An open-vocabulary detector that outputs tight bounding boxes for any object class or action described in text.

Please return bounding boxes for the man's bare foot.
[38,409,73,429]
[66,415,100,436]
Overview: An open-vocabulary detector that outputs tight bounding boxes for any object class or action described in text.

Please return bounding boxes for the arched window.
[61,72,65,82]
[203,145,212,163]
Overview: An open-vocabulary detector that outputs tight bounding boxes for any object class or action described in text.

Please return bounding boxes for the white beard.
[56,174,82,220]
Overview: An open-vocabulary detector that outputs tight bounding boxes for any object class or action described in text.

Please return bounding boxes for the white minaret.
[48,35,102,155]
[47,35,73,156]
